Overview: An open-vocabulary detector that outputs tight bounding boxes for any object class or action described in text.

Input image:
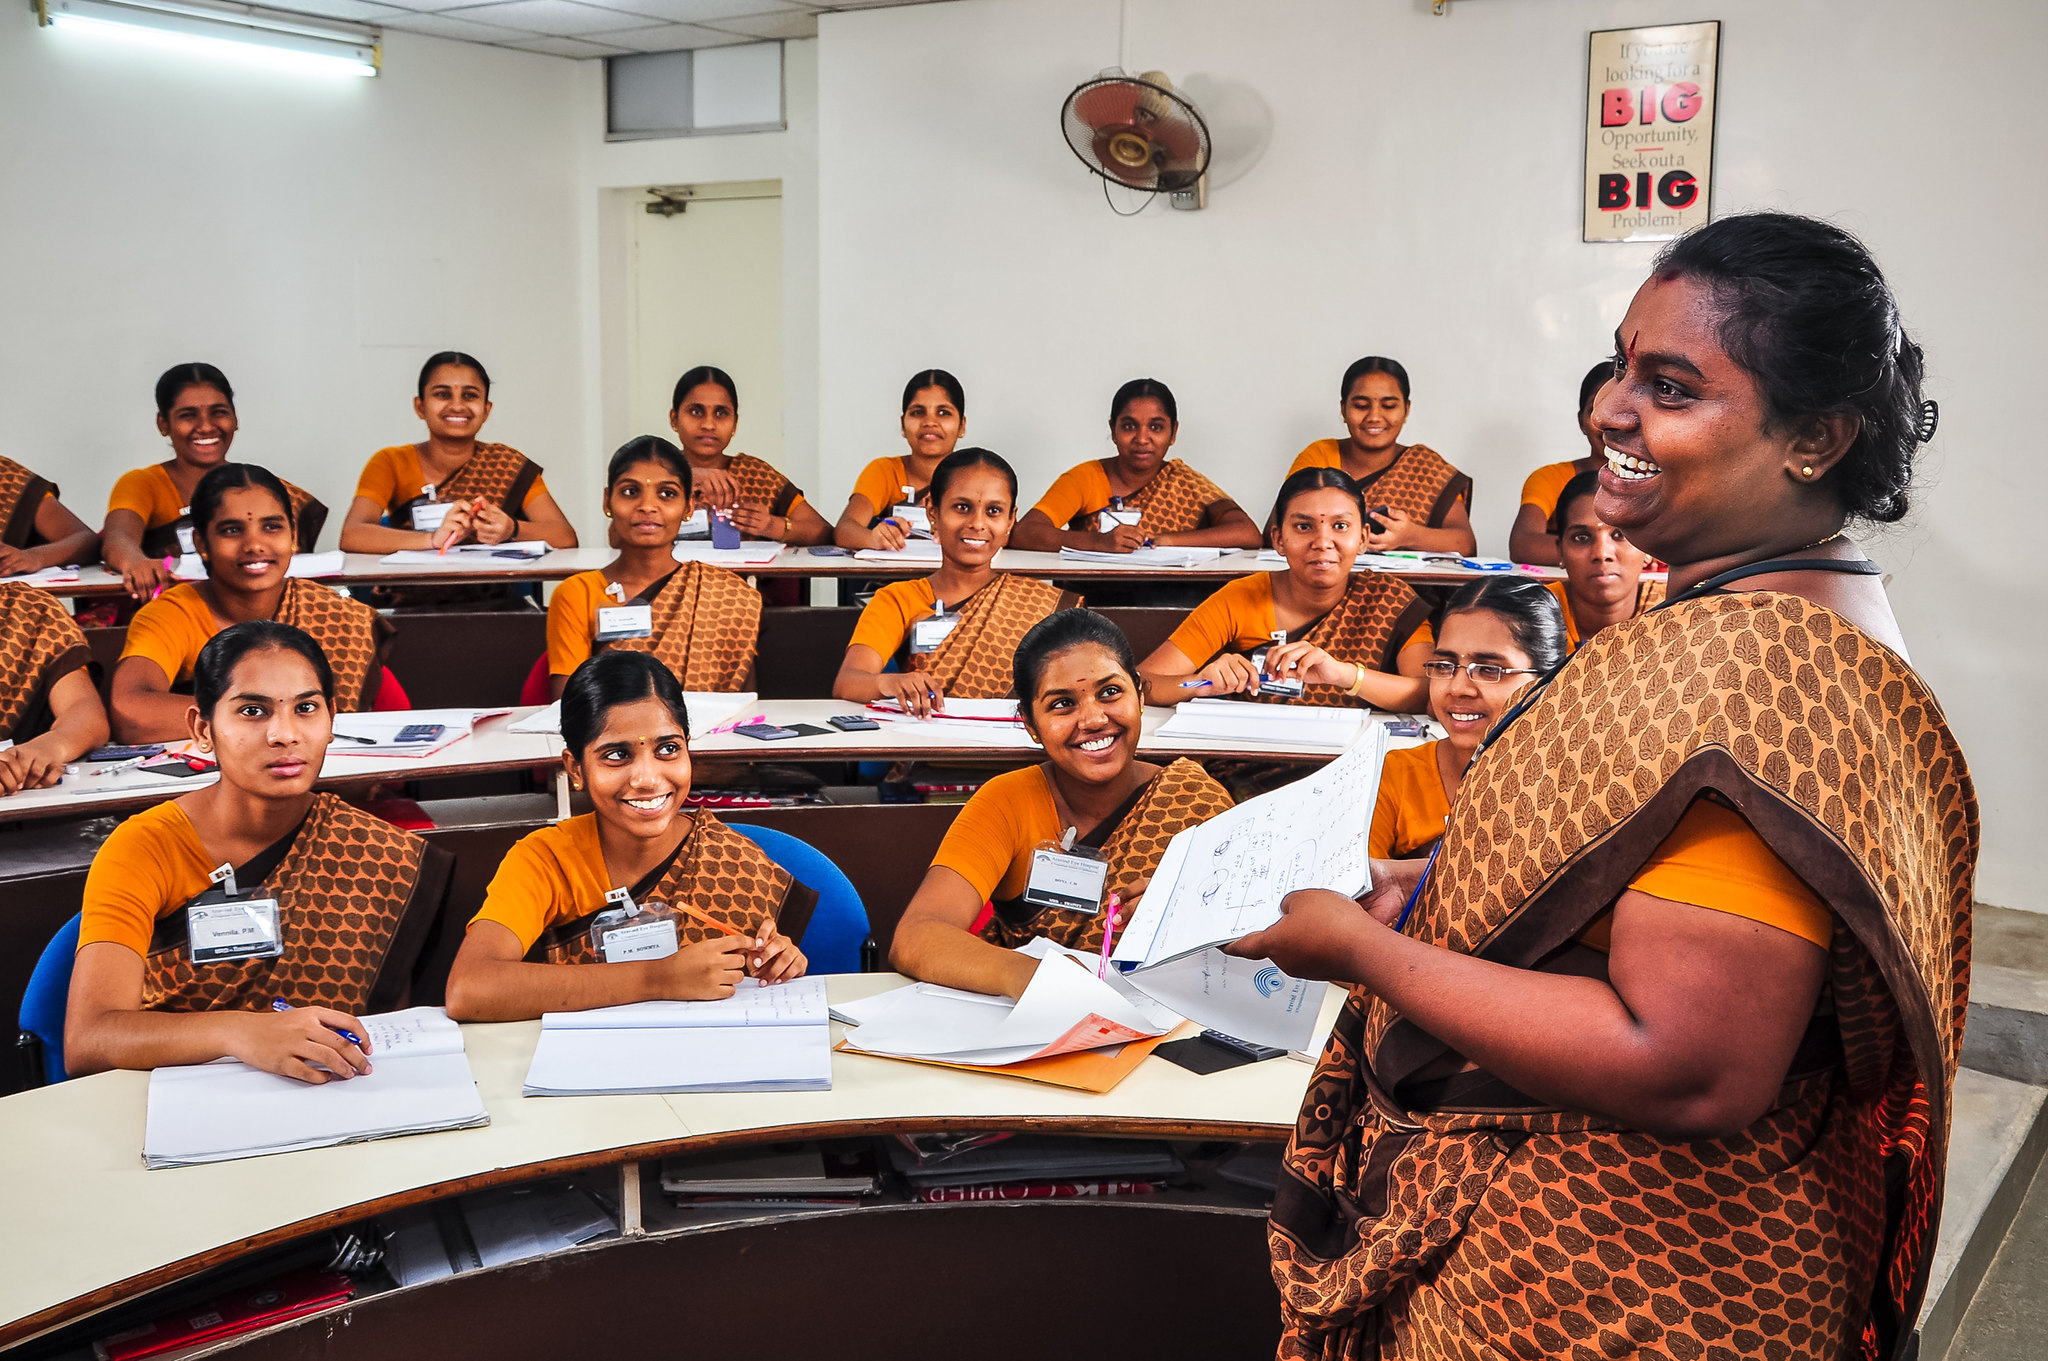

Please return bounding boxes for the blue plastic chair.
[726,824,871,974]
[17,913,80,1087]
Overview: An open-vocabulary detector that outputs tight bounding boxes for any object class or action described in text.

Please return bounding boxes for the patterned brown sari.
[1244,575,1431,710]
[600,561,761,692]
[273,579,392,711]
[1062,459,1235,536]
[1269,589,1976,1361]
[1353,445,1471,529]
[541,813,818,965]
[909,575,1074,698]
[703,454,803,518]
[392,443,541,527]
[0,581,91,742]
[143,794,451,1014]
[982,758,1234,951]
[0,457,57,550]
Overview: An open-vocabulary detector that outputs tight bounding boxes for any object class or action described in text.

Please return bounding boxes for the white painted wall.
[814,0,2047,908]
[0,20,585,538]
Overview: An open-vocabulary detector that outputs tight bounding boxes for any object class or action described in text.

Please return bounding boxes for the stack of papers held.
[507,692,756,737]
[1154,698,1366,747]
[523,977,831,1096]
[1057,545,1225,568]
[143,1007,489,1169]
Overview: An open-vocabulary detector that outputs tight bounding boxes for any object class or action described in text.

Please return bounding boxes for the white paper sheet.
[1057,545,1225,568]
[507,692,756,737]
[839,953,1171,1067]
[1122,947,1328,1053]
[866,697,1020,722]
[522,1025,830,1096]
[1155,698,1366,748]
[540,977,827,1031]
[670,542,785,566]
[852,543,943,564]
[378,541,549,565]
[0,565,82,586]
[328,708,503,757]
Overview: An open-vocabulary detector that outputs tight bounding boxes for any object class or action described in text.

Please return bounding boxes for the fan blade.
[1152,116,1202,165]
[1072,82,1141,131]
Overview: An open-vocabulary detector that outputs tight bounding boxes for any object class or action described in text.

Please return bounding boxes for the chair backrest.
[17,913,80,1087]
[519,653,552,708]
[725,824,870,975]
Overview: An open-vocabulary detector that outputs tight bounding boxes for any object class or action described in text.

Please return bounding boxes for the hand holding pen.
[249,999,373,1084]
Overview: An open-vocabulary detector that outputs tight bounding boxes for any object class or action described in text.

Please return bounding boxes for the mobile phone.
[1200,1029,1287,1062]
[733,722,801,741]
[140,754,217,779]
[828,715,880,731]
[1368,503,1390,534]
[395,724,446,743]
[85,744,165,762]
[806,545,853,557]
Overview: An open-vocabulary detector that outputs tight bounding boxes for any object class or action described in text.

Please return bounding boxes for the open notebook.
[523,977,832,1096]
[143,1007,488,1170]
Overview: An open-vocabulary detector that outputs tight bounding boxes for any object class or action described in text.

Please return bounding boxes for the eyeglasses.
[1420,660,1542,684]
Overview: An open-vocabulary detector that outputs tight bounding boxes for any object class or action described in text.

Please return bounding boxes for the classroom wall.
[0,20,586,533]
[810,0,2048,910]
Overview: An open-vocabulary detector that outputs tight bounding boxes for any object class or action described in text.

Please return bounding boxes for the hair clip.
[1915,399,1939,444]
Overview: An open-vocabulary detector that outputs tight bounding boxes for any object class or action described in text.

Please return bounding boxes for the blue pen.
[1392,842,1443,933]
[1179,679,1213,689]
[272,997,364,1048]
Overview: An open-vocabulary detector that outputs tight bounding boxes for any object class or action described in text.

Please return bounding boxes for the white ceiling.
[273,0,948,60]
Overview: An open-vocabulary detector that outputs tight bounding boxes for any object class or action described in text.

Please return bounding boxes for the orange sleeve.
[1401,619,1434,653]
[847,580,932,659]
[931,767,1060,903]
[469,817,609,953]
[546,573,602,678]
[119,586,214,688]
[1030,462,1111,529]
[1166,575,1272,665]
[1370,741,1451,861]
[1625,800,1833,948]
[849,458,905,517]
[354,447,418,516]
[107,467,177,527]
[78,804,216,958]
[1286,440,1341,479]
[521,473,550,511]
[1519,462,1578,517]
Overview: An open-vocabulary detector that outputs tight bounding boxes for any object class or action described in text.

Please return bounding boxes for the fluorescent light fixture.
[41,0,380,78]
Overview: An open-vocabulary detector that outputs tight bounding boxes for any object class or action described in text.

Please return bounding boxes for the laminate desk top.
[0,973,1335,1347]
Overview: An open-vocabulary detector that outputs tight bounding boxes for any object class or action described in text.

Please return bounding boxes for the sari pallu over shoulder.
[0,457,56,549]
[1360,445,1470,531]
[600,561,761,692]
[1063,459,1230,536]
[982,758,1233,951]
[0,581,90,742]
[1270,593,1977,1361]
[144,794,450,1016]
[918,574,1073,699]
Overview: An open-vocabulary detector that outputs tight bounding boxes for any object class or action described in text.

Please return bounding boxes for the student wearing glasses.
[1367,578,1565,860]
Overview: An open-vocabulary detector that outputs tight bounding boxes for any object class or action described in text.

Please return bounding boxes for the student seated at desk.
[1138,468,1433,711]
[444,652,808,1021]
[1010,378,1261,554]
[67,622,443,1081]
[0,454,99,577]
[833,448,1075,715]
[103,364,329,601]
[667,365,829,546]
[1368,577,1564,860]
[890,609,1234,998]
[1508,361,1615,565]
[833,369,967,551]
[113,464,394,744]
[1547,469,1663,652]
[338,351,578,554]
[547,436,761,700]
[0,580,110,794]
[1286,356,1475,554]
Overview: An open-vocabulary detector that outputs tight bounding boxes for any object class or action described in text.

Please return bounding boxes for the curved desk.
[0,974,1334,1353]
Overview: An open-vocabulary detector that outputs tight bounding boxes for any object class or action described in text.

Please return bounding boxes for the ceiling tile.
[257,0,410,21]
[504,34,634,55]
[601,22,753,50]
[439,0,651,35]
[706,9,814,38]
[356,0,485,13]
[593,0,801,23]
[380,10,540,37]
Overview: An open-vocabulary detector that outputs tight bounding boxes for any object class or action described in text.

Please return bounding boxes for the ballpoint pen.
[272,997,365,1048]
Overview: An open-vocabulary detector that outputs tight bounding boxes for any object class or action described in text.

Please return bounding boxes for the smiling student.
[547,436,762,700]
[66,622,445,1080]
[1508,361,1615,564]
[1139,468,1433,711]
[889,609,1234,998]
[1367,577,1565,860]
[338,351,578,554]
[833,448,1074,716]
[0,455,98,578]
[103,364,329,600]
[1546,468,1662,651]
[0,579,110,796]
[1010,378,1262,554]
[112,464,392,743]
[444,651,809,1021]
[667,366,830,546]
[834,370,968,551]
[1286,356,1475,554]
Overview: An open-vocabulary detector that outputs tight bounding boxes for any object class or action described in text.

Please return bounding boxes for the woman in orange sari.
[1547,468,1664,652]
[834,370,969,551]
[668,366,830,546]
[1235,213,1972,1361]
[1287,358,1475,555]
[0,455,97,577]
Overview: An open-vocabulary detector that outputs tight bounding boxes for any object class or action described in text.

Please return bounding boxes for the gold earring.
[1801,465,1814,478]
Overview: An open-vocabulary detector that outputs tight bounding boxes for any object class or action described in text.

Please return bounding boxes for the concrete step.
[1917,1067,2048,1358]
[1961,906,2048,1087]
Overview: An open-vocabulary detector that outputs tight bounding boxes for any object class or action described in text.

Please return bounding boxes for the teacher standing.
[1233,213,1974,1361]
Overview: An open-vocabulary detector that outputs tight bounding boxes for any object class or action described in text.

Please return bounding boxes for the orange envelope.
[835,1023,1194,1095]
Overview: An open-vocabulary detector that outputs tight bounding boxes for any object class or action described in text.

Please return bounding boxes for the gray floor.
[1952,1141,2048,1357]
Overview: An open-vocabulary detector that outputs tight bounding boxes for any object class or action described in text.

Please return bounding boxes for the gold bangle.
[1346,663,1369,698]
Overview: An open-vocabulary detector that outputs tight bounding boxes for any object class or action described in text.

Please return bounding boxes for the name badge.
[1023,845,1109,915]
[186,892,283,963]
[411,499,453,533]
[174,521,197,557]
[892,492,932,537]
[595,603,654,642]
[599,917,679,963]
[910,606,957,654]
[1097,508,1143,532]
[675,508,711,541]
[1251,642,1306,699]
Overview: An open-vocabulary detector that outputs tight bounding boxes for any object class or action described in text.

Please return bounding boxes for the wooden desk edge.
[0,1110,1290,1349]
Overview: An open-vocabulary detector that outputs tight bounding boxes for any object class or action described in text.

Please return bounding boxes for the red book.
[95,1270,354,1361]
[914,1180,1164,1203]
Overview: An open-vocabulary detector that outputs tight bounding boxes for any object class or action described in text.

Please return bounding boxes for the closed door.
[627,191,783,467]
